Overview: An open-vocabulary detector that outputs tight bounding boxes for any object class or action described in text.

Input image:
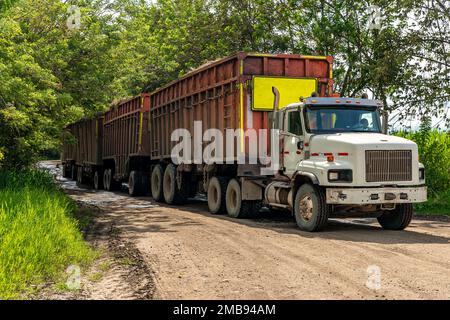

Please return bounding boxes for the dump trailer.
[61,115,104,186]
[102,93,151,195]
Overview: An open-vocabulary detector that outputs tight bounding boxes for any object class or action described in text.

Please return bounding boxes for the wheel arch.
[291,172,320,212]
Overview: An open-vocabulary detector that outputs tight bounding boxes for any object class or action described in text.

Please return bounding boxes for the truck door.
[282,109,304,175]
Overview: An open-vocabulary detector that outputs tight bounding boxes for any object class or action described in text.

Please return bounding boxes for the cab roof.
[304,97,383,107]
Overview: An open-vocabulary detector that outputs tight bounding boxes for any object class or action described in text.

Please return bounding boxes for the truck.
[258,93,427,231]
[62,52,427,231]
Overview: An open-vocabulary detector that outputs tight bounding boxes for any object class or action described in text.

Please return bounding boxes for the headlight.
[419,168,425,180]
[328,169,352,182]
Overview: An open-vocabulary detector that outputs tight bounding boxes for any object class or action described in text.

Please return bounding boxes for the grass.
[0,170,94,299]
[414,189,450,216]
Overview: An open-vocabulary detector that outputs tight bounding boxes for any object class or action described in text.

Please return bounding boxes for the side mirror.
[297,141,304,150]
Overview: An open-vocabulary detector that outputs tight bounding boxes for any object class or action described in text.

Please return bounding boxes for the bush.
[395,130,450,215]
[0,170,93,299]
[395,130,450,195]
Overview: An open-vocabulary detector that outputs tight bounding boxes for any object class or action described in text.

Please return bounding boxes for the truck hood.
[309,133,416,152]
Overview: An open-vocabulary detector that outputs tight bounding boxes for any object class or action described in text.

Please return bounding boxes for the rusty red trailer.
[101,93,151,194]
[149,52,333,161]
[61,115,103,183]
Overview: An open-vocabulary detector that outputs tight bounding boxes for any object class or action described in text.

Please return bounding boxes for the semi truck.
[62,52,427,231]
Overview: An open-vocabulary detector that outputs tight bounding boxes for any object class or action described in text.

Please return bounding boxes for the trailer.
[102,93,151,195]
[61,115,103,186]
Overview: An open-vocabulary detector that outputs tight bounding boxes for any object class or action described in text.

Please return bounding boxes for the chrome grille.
[365,150,412,182]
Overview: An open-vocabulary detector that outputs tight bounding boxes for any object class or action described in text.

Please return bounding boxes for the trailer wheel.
[104,169,120,191]
[377,204,413,230]
[151,165,164,202]
[93,170,103,190]
[207,176,228,214]
[129,171,146,197]
[103,169,110,191]
[294,184,329,232]
[163,164,186,204]
[109,174,121,191]
[76,166,85,186]
[71,165,77,181]
[225,178,259,218]
[62,164,70,178]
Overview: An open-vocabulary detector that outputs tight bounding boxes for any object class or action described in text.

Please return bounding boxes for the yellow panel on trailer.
[252,76,318,110]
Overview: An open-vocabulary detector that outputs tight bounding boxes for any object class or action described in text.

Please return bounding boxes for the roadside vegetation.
[0,0,448,170]
[0,170,94,299]
[395,128,450,215]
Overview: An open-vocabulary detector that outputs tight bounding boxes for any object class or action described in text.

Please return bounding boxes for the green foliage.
[395,129,450,215]
[0,169,94,299]
[396,130,450,194]
[0,0,448,169]
[0,0,124,169]
[415,189,450,215]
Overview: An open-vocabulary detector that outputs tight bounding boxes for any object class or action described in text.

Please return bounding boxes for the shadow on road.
[61,175,450,246]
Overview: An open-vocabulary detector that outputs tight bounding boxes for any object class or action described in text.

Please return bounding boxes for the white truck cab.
[263,96,427,231]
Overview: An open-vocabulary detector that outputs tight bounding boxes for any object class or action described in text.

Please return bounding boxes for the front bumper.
[326,186,427,205]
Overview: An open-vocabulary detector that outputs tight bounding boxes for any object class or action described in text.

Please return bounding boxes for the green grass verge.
[0,170,94,299]
[414,189,450,216]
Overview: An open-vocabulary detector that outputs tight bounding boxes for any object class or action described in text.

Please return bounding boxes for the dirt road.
[41,161,450,299]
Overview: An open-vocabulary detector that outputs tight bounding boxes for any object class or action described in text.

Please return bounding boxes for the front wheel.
[377,204,413,230]
[293,184,329,232]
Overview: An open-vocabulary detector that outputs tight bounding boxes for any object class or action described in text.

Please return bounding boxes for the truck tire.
[207,176,228,214]
[93,170,103,190]
[76,166,85,186]
[163,164,187,204]
[129,171,147,196]
[294,184,329,232]
[377,204,413,230]
[103,169,110,191]
[109,174,121,191]
[225,178,260,218]
[62,165,70,178]
[104,169,120,191]
[129,171,140,196]
[151,165,164,202]
[71,165,77,181]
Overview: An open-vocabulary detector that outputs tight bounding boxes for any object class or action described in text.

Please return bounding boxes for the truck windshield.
[304,106,381,134]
